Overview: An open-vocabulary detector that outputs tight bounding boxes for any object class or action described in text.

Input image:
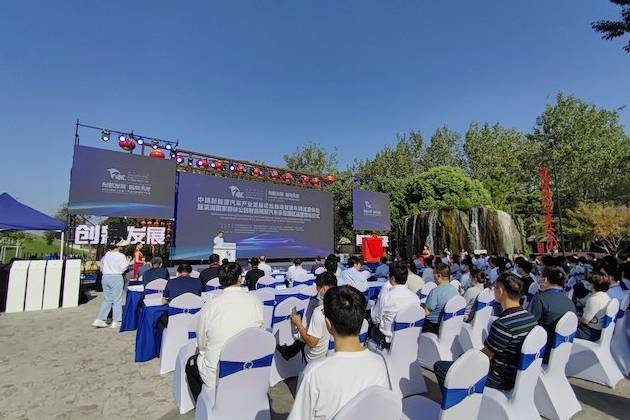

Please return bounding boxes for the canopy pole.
[59,231,65,259]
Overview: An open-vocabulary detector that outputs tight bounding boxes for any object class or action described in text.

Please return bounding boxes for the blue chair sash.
[518,346,545,370]
[263,299,276,307]
[275,292,312,304]
[442,308,465,321]
[328,340,335,350]
[552,331,575,349]
[616,309,626,320]
[128,280,143,287]
[205,284,222,292]
[475,300,494,311]
[218,354,274,379]
[188,331,197,340]
[144,288,162,295]
[168,306,201,316]
[440,375,487,410]
[419,293,428,300]
[257,282,284,289]
[272,309,304,326]
[602,314,614,329]
[393,318,424,332]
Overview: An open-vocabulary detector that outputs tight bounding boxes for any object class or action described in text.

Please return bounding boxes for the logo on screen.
[364,200,373,209]
[229,186,245,198]
[107,168,126,181]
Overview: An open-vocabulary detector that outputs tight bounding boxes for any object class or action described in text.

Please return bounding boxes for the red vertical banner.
[539,166,557,253]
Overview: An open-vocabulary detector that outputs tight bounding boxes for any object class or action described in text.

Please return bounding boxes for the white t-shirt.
[339,267,370,292]
[289,350,390,420]
[287,265,309,283]
[304,306,329,362]
[582,291,611,331]
[258,262,272,276]
[314,266,326,275]
[406,271,425,294]
[213,235,224,247]
[371,284,421,342]
[100,250,129,275]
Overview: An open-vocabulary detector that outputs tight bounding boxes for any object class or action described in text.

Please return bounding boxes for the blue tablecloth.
[120,290,144,332]
[135,304,169,363]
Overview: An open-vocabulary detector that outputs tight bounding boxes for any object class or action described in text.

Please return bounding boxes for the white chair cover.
[328,319,369,356]
[195,328,275,420]
[479,325,547,420]
[534,312,581,420]
[418,282,437,304]
[449,280,463,296]
[418,295,466,369]
[522,282,539,309]
[402,349,490,420]
[191,270,201,278]
[144,278,168,304]
[611,294,630,376]
[566,298,623,388]
[256,275,285,289]
[333,386,402,420]
[171,313,201,414]
[368,304,427,398]
[160,293,203,374]
[269,297,308,386]
[253,288,276,330]
[205,277,221,291]
[458,288,494,352]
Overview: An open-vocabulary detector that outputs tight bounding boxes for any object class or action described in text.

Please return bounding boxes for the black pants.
[576,324,601,341]
[281,340,306,360]
[433,360,454,390]
[422,320,440,334]
[157,312,169,336]
[185,354,204,402]
[369,325,390,349]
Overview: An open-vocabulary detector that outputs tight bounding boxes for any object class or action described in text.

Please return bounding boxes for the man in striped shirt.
[434,273,537,391]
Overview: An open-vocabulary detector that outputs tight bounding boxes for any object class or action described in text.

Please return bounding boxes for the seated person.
[422,255,435,283]
[258,255,273,276]
[185,262,264,401]
[156,264,203,333]
[289,285,390,420]
[374,256,390,279]
[528,267,576,362]
[576,272,611,342]
[276,272,338,362]
[463,269,488,322]
[141,257,170,287]
[515,259,535,299]
[339,256,371,293]
[406,261,425,294]
[244,257,265,290]
[434,274,537,391]
[422,263,458,334]
[311,255,325,275]
[287,258,309,285]
[199,253,221,287]
[370,261,421,348]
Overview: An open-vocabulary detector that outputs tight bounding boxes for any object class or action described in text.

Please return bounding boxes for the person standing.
[213,231,225,248]
[92,240,130,329]
[132,243,145,280]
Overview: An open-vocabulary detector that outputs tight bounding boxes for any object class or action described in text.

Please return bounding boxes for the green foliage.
[566,202,630,254]
[422,126,466,170]
[323,170,355,241]
[592,0,630,53]
[283,142,338,174]
[353,131,425,179]
[404,167,492,213]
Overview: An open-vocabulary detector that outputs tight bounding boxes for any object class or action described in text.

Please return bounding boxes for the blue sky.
[1,1,628,215]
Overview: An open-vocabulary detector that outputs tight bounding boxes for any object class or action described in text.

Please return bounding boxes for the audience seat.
[611,294,630,376]
[458,288,494,352]
[144,279,167,306]
[172,314,201,414]
[160,293,203,374]
[418,295,466,369]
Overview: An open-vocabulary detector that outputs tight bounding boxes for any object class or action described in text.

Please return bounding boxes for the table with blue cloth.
[120,290,145,332]
[135,303,170,362]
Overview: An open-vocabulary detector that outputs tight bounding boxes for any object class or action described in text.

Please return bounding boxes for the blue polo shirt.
[162,276,203,301]
[374,263,390,279]
[425,282,458,324]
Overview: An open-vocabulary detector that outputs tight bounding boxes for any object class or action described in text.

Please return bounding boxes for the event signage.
[68,145,176,219]
[73,225,166,245]
[352,189,391,231]
[172,173,334,259]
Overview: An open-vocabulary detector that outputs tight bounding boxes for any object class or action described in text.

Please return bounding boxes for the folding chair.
[160,293,203,374]
[269,297,308,386]
[333,386,402,420]
[418,295,466,369]
[144,278,167,305]
[611,294,630,376]
[418,282,437,304]
[458,288,494,352]
[171,313,201,414]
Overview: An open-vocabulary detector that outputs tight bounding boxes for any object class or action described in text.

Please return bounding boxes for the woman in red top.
[132,243,145,279]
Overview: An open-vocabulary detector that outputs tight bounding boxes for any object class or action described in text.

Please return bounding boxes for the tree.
[353,131,425,180]
[404,166,493,213]
[422,126,465,170]
[530,93,630,208]
[283,142,338,174]
[566,202,630,254]
[44,203,69,245]
[592,0,630,53]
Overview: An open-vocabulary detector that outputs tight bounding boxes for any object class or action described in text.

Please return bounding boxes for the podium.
[213,243,237,262]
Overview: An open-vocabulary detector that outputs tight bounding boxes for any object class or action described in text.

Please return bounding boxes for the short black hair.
[177,263,192,274]
[325,258,338,273]
[517,260,533,274]
[379,256,388,264]
[435,263,450,279]
[496,273,523,300]
[315,271,337,288]
[323,285,366,337]
[347,256,360,267]
[249,257,260,266]
[589,272,611,292]
[541,255,555,267]
[209,253,220,264]
[293,258,303,266]
[389,261,408,285]
[222,258,229,265]
[218,262,242,287]
[543,266,566,287]
[407,260,418,275]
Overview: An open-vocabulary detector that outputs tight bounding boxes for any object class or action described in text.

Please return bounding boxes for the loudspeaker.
[108,223,128,242]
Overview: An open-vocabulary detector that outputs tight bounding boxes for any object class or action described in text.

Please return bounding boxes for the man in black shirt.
[142,257,170,287]
[528,267,577,363]
[516,259,534,298]
[245,257,265,290]
[199,253,221,287]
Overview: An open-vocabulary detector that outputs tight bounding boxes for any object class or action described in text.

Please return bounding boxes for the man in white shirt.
[486,257,499,285]
[289,285,390,420]
[276,272,338,362]
[339,256,370,292]
[92,240,131,329]
[287,258,309,285]
[212,231,224,247]
[258,255,273,276]
[577,272,611,342]
[406,262,425,294]
[370,261,421,348]
[185,262,264,401]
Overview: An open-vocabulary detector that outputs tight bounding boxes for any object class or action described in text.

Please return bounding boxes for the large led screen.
[352,189,391,231]
[68,145,176,219]
[172,173,334,259]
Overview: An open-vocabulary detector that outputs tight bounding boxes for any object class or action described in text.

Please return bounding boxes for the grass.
[0,234,88,263]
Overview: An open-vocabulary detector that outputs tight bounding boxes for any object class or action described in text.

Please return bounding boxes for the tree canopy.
[592,0,630,52]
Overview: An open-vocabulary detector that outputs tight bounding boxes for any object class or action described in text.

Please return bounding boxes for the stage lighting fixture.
[229,164,236,171]
[101,130,111,142]
[119,134,126,142]
[137,137,145,145]
[176,154,185,164]
[151,141,159,150]
[187,157,193,166]
[165,144,172,150]
[170,150,177,159]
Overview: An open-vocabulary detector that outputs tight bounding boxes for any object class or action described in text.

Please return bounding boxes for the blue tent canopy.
[0,193,66,231]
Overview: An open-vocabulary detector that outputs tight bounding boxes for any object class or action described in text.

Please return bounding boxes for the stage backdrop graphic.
[68,145,176,219]
[173,172,334,259]
[352,189,391,231]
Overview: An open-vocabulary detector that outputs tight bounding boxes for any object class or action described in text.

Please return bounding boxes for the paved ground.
[0,296,628,419]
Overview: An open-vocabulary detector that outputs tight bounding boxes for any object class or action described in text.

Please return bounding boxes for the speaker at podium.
[213,243,237,262]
